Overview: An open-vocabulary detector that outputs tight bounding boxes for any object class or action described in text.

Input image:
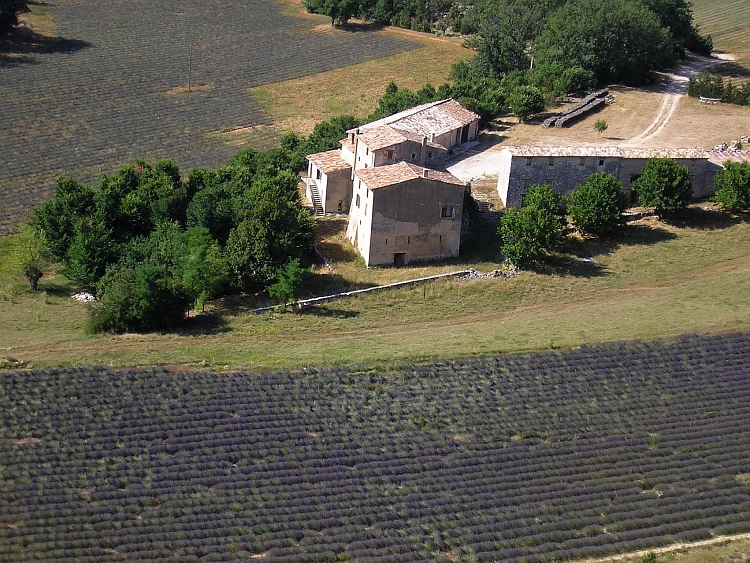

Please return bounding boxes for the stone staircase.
[472,192,502,226]
[307,182,324,216]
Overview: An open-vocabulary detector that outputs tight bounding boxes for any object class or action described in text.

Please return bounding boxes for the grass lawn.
[2,206,750,371]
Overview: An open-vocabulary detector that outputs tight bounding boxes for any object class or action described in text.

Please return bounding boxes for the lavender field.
[0,0,418,234]
[2,333,750,562]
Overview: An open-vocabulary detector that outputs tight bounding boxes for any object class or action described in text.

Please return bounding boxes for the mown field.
[2,333,750,562]
[0,0,422,235]
[691,0,750,70]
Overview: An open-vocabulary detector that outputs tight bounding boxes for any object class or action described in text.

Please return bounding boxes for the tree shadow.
[532,253,607,278]
[0,27,91,67]
[563,223,678,257]
[706,60,750,79]
[665,206,746,231]
[297,306,359,318]
[177,311,231,336]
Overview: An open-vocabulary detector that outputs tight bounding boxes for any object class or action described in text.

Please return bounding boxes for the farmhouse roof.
[707,150,750,166]
[355,125,447,152]
[349,99,480,138]
[307,150,351,173]
[354,162,464,190]
[504,146,707,159]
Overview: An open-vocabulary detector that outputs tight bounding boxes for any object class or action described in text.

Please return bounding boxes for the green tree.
[87,265,191,334]
[0,0,29,35]
[498,184,565,268]
[31,176,95,261]
[632,158,693,217]
[172,227,229,310]
[226,191,316,291]
[508,85,545,121]
[594,119,608,135]
[7,225,48,291]
[267,258,307,307]
[303,0,361,25]
[568,172,627,237]
[712,161,750,212]
[63,220,117,289]
[534,0,675,84]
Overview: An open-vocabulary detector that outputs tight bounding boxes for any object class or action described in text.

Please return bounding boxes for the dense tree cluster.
[305,0,711,105]
[688,72,750,106]
[30,116,360,332]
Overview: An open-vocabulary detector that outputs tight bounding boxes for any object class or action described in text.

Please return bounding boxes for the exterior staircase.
[307,181,324,216]
[472,192,502,226]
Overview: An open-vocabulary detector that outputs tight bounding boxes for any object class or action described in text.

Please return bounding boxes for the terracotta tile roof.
[619,147,707,159]
[505,146,707,159]
[349,99,480,137]
[354,162,464,190]
[356,126,410,151]
[307,150,351,173]
[707,150,750,166]
[388,99,479,138]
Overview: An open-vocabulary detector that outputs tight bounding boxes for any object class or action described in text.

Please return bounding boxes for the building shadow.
[0,27,91,66]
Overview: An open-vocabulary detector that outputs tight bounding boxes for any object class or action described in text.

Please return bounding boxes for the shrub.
[568,172,627,237]
[632,158,692,217]
[87,265,191,333]
[498,184,565,268]
[508,86,545,121]
[712,161,750,212]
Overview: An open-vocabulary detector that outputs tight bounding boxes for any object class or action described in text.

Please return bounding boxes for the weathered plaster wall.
[365,178,464,266]
[321,168,353,214]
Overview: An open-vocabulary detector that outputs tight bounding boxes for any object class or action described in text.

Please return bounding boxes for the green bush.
[632,158,693,217]
[498,184,566,268]
[87,266,191,334]
[712,161,750,212]
[568,172,627,237]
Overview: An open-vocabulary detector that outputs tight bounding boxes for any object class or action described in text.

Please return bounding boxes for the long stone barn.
[496,146,720,208]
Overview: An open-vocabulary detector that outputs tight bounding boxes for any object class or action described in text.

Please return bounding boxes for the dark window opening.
[441,205,455,219]
[526,157,532,166]
[411,153,417,160]
[548,157,555,166]
[387,150,394,160]
[316,169,322,180]
[579,158,585,166]
[355,194,360,208]
[394,253,406,266]
[599,159,605,166]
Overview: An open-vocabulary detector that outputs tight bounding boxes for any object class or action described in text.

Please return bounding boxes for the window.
[387,150,394,160]
[364,204,367,215]
[428,151,432,158]
[411,153,417,160]
[356,194,360,208]
[526,157,532,166]
[598,159,605,166]
[548,157,555,166]
[365,147,369,155]
[441,205,455,219]
[316,169,322,180]
[579,157,585,166]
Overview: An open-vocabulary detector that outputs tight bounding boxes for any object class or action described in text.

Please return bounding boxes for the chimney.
[423,168,429,178]
[419,136,427,164]
[430,132,435,142]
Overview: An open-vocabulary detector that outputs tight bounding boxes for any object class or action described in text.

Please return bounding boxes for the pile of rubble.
[72,292,97,302]
[460,266,518,280]
[714,136,749,151]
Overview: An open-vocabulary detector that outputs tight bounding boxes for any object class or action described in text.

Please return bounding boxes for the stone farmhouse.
[497,146,717,208]
[304,99,480,266]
